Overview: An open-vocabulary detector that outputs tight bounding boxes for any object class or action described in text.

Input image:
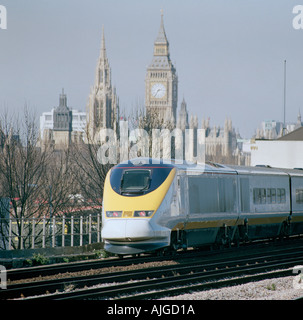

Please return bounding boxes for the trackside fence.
[0,214,102,250]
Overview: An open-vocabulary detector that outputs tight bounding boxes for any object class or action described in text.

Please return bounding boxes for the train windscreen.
[110,165,173,196]
[120,170,151,193]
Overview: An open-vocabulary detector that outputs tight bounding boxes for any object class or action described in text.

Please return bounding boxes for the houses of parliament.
[40,12,247,165]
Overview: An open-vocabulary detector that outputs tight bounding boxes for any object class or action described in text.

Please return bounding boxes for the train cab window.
[120,170,151,193]
[110,164,174,196]
[296,189,303,203]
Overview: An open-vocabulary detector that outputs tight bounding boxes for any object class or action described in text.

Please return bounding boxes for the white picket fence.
[0,214,102,250]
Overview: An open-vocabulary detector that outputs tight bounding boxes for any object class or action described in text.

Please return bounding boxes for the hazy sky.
[1,0,303,138]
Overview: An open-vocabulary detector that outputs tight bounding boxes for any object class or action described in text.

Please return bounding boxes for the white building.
[40,108,86,140]
[256,112,303,140]
[251,127,303,169]
[40,109,54,140]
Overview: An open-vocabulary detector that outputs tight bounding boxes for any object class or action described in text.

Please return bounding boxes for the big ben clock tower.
[145,12,178,125]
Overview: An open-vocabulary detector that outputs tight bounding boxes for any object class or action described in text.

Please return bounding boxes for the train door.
[179,174,189,224]
[170,173,189,249]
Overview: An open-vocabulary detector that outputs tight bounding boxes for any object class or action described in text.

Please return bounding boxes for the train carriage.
[101,158,303,255]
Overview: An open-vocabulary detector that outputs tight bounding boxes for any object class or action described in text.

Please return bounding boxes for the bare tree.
[128,106,175,159]
[0,109,74,249]
[70,130,113,211]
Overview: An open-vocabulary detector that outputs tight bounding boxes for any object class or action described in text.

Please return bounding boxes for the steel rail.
[122,268,294,300]
[2,245,303,299]
[6,237,303,282]
[7,236,303,283]
[18,249,303,300]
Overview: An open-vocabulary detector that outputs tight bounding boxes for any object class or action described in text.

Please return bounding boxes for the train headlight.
[106,211,122,218]
[134,210,154,217]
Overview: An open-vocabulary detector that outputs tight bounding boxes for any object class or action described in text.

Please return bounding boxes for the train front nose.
[102,219,155,242]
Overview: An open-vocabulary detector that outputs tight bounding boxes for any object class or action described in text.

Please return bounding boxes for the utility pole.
[282,60,287,136]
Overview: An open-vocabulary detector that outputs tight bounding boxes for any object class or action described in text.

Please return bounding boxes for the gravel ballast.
[162,275,303,300]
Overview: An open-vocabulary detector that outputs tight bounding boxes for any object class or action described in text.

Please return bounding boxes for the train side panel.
[237,171,290,240]
[176,172,240,247]
[290,174,303,234]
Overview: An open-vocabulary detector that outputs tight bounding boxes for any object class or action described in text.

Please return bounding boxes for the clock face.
[151,83,166,98]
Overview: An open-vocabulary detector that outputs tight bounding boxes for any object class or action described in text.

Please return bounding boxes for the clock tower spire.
[145,11,178,126]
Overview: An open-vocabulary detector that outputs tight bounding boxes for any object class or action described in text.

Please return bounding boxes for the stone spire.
[177,97,189,130]
[155,9,168,44]
[58,88,67,110]
[298,109,302,124]
[153,10,170,57]
[53,89,72,132]
[295,109,302,129]
[87,26,119,141]
[95,25,111,88]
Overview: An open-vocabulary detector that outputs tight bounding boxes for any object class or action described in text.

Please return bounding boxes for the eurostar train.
[101,158,303,255]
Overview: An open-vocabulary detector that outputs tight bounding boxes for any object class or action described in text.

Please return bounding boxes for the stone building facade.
[86,26,119,142]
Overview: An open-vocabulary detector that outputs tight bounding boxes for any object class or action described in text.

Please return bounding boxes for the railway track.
[3,243,303,300]
[6,236,303,282]
[6,255,148,282]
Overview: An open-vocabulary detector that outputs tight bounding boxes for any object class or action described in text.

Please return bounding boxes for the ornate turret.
[53,89,72,132]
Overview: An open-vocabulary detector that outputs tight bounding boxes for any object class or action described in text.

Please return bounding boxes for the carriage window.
[270,188,276,203]
[261,188,266,204]
[277,188,286,203]
[188,176,236,213]
[267,188,276,204]
[253,188,266,204]
[296,189,303,203]
[253,188,260,204]
[254,188,281,204]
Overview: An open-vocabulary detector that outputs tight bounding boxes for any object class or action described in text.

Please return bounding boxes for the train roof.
[114,158,236,174]
[117,158,303,177]
[228,165,303,177]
